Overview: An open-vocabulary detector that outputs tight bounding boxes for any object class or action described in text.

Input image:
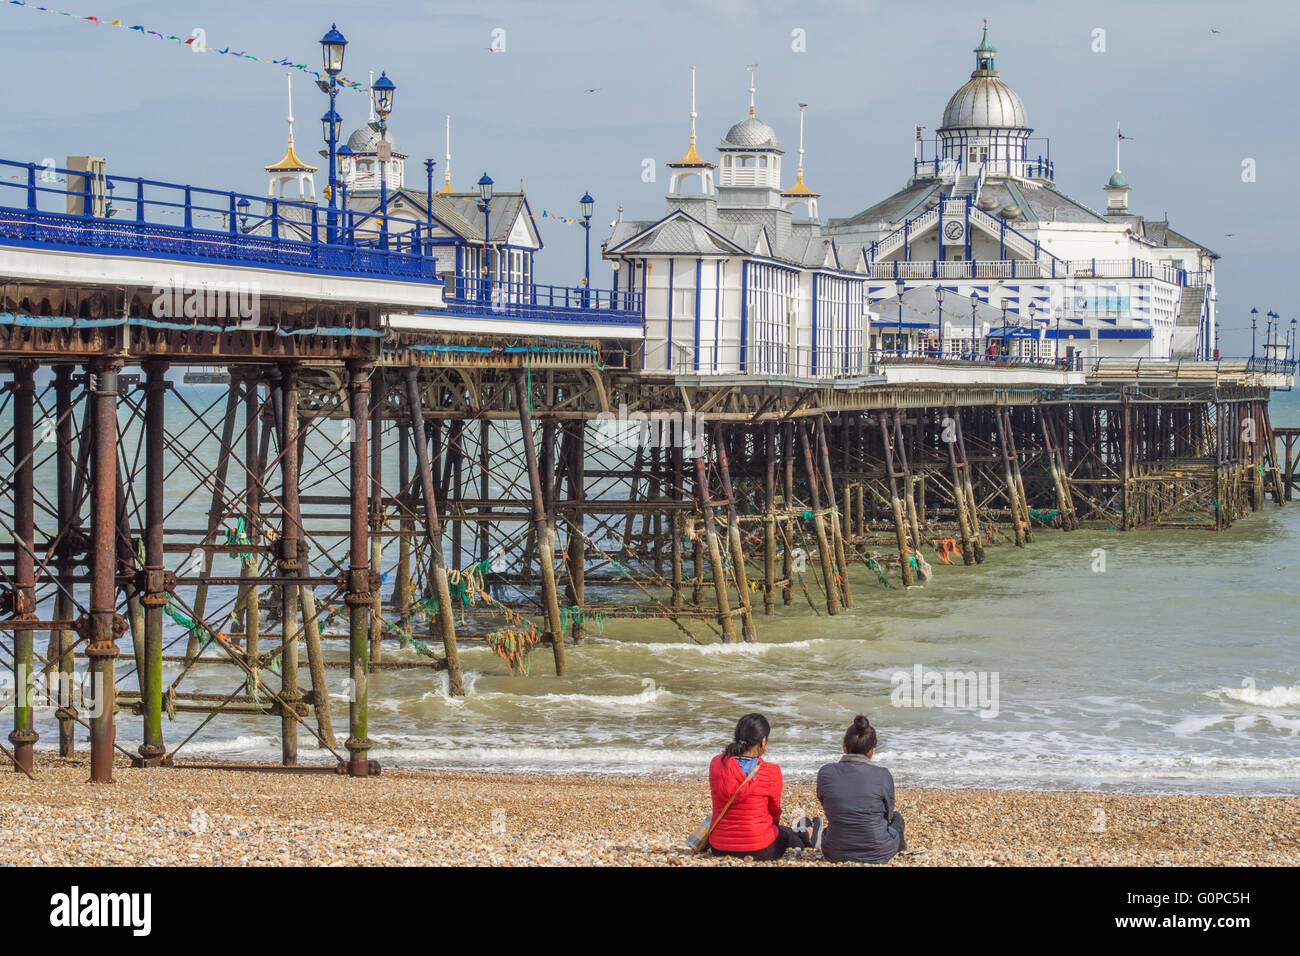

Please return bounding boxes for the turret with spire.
[667,66,717,196]
[1104,122,1132,214]
[781,103,820,222]
[264,73,318,199]
[716,64,784,206]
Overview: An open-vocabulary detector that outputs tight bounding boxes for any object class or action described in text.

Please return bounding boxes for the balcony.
[0,157,438,282]
[441,276,643,327]
[871,257,1201,286]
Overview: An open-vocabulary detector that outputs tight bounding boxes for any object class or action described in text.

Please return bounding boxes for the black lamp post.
[318,24,347,243]
[580,191,594,308]
[477,172,494,302]
[969,290,979,359]
[1054,305,1063,366]
[1000,298,1010,357]
[1250,307,1258,359]
[1027,301,1038,362]
[935,286,945,358]
[1289,318,1297,364]
[895,277,905,357]
[371,71,396,250]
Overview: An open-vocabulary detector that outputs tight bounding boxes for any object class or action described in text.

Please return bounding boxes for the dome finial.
[746,63,758,118]
[974,18,997,72]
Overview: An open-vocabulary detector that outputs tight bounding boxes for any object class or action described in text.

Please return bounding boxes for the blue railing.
[0,156,440,281]
[1245,356,1298,376]
[439,276,643,326]
[911,154,1055,182]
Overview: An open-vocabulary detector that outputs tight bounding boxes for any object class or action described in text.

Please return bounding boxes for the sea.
[4,382,1299,795]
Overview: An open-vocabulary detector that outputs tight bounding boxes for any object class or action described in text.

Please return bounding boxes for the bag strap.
[693,758,762,855]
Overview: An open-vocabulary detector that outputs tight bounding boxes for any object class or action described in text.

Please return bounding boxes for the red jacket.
[707,753,782,851]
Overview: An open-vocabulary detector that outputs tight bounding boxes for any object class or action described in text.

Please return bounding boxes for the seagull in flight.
[584,87,602,94]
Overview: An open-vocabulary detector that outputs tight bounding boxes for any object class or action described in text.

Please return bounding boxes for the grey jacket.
[815,754,902,863]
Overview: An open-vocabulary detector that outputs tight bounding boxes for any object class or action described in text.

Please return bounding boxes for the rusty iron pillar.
[86,360,124,783]
[278,363,303,764]
[137,359,170,766]
[346,361,375,776]
[9,361,39,773]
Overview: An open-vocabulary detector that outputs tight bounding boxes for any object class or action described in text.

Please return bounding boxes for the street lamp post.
[969,290,979,360]
[318,24,347,243]
[1290,318,1297,364]
[1055,306,1063,366]
[895,277,905,357]
[1028,301,1038,361]
[580,191,594,308]
[1000,298,1010,358]
[371,71,396,250]
[935,286,945,358]
[477,173,494,303]
[1250,307,1258,359]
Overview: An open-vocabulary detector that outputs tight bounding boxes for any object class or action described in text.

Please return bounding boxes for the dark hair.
[843,714,878,756]
[722,713,770,761]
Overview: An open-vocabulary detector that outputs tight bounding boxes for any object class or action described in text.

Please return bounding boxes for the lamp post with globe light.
[318,24,347,243]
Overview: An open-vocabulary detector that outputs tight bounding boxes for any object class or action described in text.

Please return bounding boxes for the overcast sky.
[2,0,1296,352]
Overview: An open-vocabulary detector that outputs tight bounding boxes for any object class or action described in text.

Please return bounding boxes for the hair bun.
[853,714,871,731]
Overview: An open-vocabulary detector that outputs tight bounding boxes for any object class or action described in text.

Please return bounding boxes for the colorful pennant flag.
[6,1,373,99]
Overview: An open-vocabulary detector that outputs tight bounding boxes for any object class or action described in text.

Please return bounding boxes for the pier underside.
[0,303,1288,781]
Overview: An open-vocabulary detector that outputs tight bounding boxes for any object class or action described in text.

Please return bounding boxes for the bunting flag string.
[6,1,374,99]
[536,209,584,226]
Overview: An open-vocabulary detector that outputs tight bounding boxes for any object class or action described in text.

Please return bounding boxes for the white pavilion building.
[606,68,875,376]
[829,23,1218,363]
[608,26,1220,375]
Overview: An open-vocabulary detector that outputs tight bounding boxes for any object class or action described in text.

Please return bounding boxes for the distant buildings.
[255,87,540,303]
[608,26,1218,374]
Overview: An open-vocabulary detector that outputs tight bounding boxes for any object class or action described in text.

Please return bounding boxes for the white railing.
[671,341,868,378]
[870,259,1052,280]
[968,205,1038,260]
[869,205,939,263]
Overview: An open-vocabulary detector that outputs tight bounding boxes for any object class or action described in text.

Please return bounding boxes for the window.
[758,157,767,168]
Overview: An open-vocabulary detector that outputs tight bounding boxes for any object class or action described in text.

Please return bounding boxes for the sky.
[2,0,1297,353]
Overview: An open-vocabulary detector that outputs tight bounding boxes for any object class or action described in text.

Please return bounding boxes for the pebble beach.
[2,759,1296,866]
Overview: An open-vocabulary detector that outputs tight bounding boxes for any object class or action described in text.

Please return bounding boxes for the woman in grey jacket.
[815,715,906,863]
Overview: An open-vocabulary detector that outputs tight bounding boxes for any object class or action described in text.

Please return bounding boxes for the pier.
[1,149,1295,782]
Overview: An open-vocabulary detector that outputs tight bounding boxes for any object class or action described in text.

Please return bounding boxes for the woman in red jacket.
[707,713,817,860]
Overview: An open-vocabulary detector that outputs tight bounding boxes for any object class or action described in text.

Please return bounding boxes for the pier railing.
[444,276,643,326]
[1085,356,1297,385]
[671,342,869,377]
[0,157,440,281]
[870,257,1200,286]
[870,348,1077,371]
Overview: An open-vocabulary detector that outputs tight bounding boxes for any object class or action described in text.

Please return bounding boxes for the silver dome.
[721,117,782,151]
[940,75,1028,129]
[346,125,403,154]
